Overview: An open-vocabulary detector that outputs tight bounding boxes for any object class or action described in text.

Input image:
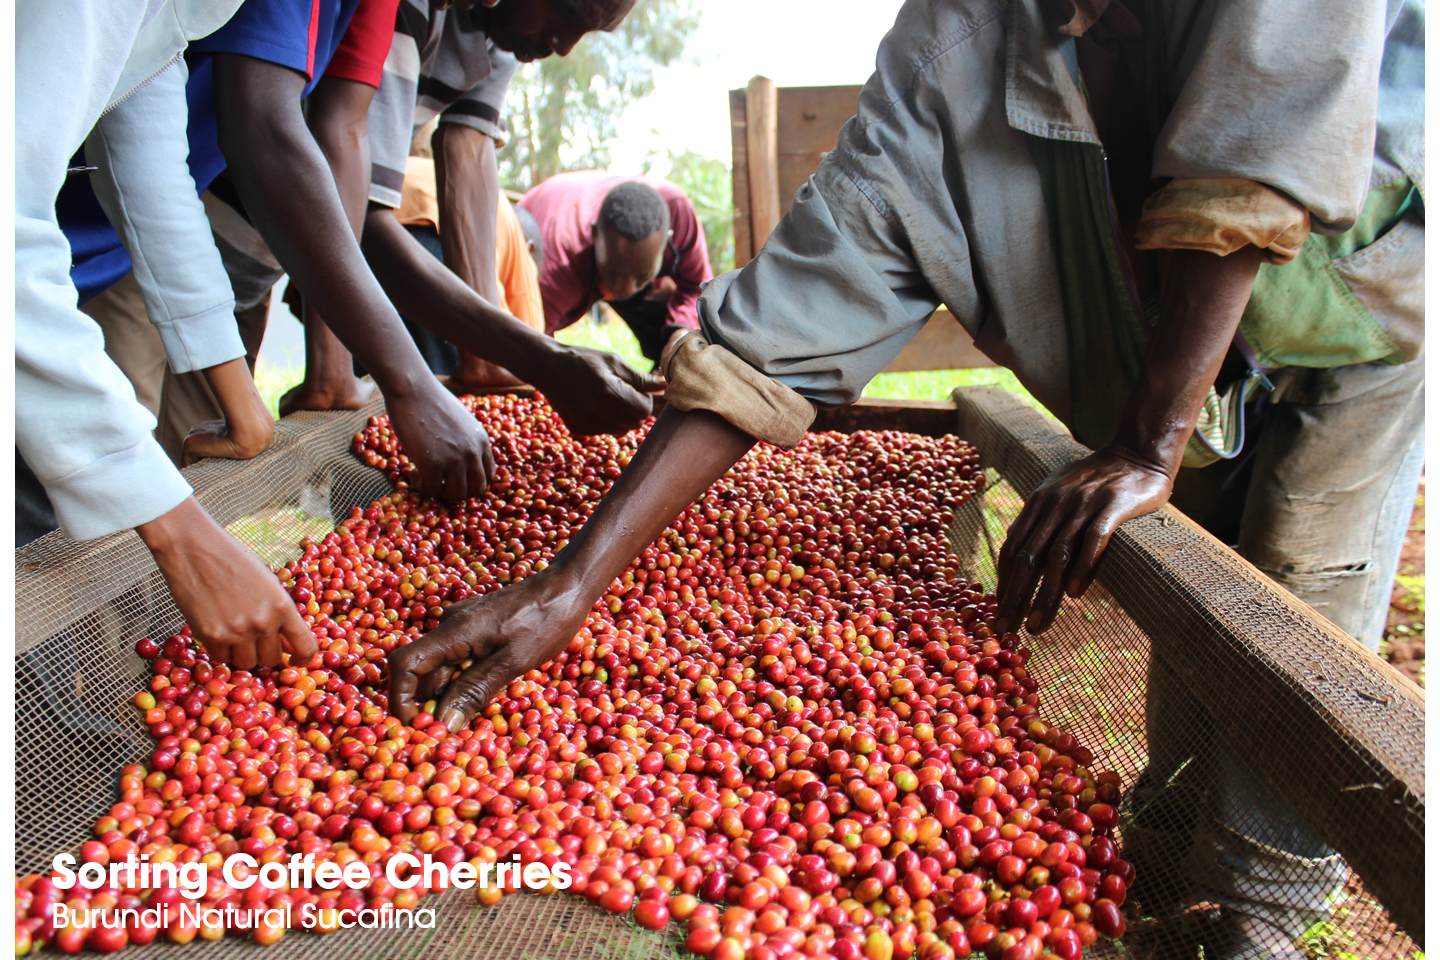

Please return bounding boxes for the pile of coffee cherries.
[17,393,1131,958]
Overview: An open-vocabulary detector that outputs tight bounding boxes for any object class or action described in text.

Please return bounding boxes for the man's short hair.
[597,181,671,242]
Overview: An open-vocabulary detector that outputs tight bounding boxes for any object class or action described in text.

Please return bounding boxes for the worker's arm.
[180,358,276,466]
[994,246,1263,634]
[211,53,494,502]
[19,50,311,670]
[361,202,664,436]
[279,74,378,415]
[432,123,518,386]
[86,58,276,468]
[389,405,757,730]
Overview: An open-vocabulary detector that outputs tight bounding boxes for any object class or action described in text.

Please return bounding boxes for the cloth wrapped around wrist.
[660,331,816,448]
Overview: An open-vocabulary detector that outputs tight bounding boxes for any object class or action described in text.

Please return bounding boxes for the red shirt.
[519,171,712,335]
[325,0,401,88]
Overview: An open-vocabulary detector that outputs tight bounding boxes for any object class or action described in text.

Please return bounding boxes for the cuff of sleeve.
[45,437,193,541]
[437,113,507,150]
[323,56,384,89]
[370,184,403,209]
[661,332,816,448]
[1134,177,1311,265]
[153,300,246,373]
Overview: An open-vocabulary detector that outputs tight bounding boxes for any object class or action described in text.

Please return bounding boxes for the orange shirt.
[396,157,544,332]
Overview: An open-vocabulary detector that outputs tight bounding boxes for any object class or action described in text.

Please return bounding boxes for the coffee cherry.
[20,394,1128,958]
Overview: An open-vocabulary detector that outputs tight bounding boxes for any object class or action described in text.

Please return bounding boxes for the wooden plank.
[882,309,998,372]
[729,89,753,267]
[744,76,781,251]
[810,397,957,437]
[775,85,864,156]
[775,85,863,212]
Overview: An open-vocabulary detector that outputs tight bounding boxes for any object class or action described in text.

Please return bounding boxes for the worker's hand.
[387,567,590,730]
[995,445,1173,634]
[387,382,496,503]
[181,418,274,467]
[188,357,275,465]
[137,497,318,670]
[451,350,526,390]
[278,376,376,417]
[538,345,664,436]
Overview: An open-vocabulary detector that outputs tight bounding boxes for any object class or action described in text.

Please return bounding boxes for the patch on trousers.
[1257,560,1374,601]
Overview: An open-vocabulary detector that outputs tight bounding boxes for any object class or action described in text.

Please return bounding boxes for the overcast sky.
[606,0,910,172]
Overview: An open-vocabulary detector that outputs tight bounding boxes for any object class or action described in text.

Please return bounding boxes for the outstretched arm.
[362,202,663,435]
[180,357,276,466]
[211,53,494,502]
[278,74,379,415]
[432,123,517,387]
[389,406,756,730]
[995,246,1263,634]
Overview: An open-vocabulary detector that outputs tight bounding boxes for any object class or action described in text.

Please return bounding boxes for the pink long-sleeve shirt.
[519,170,712,335]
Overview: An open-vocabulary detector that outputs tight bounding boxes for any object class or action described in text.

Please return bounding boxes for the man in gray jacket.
[387,0,1422,954]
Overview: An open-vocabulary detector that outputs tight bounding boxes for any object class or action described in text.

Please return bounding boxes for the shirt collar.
[1004,0,1103,146]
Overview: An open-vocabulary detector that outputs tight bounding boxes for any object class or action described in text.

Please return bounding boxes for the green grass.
[1297,919,1358,960]
[253,361,305,420]
[226,506,335,567]
[863,366,1045,410]
[553,309,653,373]
[1392,573,1425,619]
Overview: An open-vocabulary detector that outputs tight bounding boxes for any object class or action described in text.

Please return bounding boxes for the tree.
[661,149,734,274]
[500,0,699,193]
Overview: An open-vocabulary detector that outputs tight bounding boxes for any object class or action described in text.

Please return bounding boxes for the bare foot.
[278,376,375,416]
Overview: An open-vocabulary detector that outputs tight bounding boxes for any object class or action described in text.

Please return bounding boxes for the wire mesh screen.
[17,393,394,877]
[951,388,1423,960]
[13,386,1422,960]
[14,389,688,960]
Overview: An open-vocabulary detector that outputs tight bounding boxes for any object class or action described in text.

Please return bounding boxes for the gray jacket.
[695,0,1422,434]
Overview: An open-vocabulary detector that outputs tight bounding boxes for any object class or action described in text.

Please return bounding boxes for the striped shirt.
[367,0,518,208]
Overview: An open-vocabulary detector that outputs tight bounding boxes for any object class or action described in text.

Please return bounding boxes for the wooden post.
[729,89,753,267]
[744,75,781,253]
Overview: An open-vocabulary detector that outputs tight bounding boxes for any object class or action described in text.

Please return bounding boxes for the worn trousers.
[1133,356,1424,949]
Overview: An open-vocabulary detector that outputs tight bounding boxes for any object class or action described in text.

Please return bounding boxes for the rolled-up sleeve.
[662,332,815,447]
[1152,0,1386,232]
[84,58,244,374]
[367,31,419,208]
[437,48,517,145]
[1135,177,1311,264]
